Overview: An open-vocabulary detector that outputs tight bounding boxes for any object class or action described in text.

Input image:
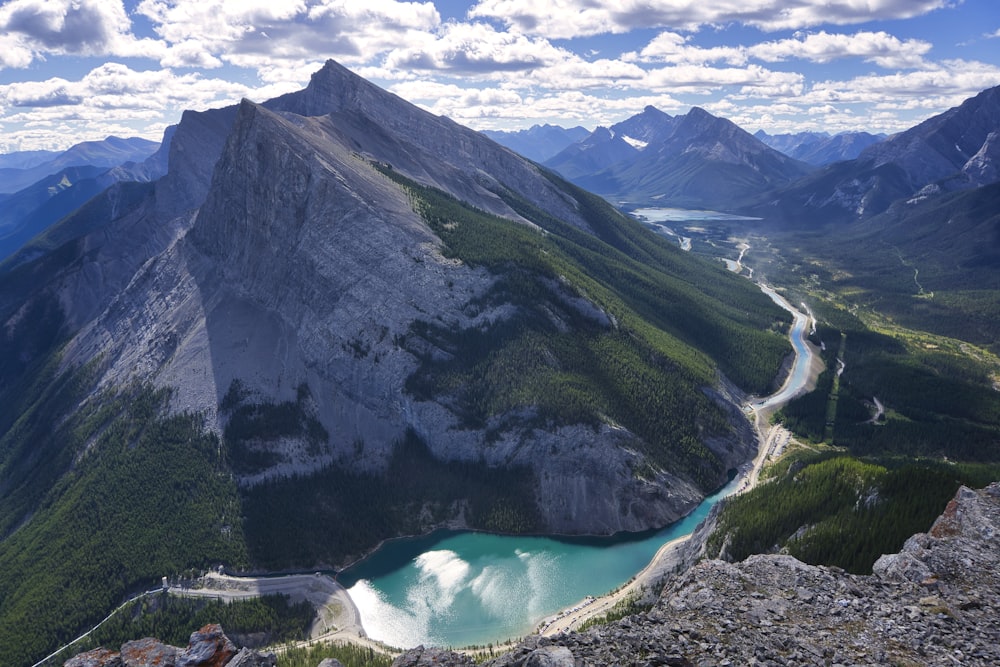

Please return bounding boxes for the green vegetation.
[66,593,313,655]
[0,383,247,667]
[708,454,1000,573]
[278,643,393,667]
[774,302,1000,462]
[241,429,540,569]
[376,164,790,490]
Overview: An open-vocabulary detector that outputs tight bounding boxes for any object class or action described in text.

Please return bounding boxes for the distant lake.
[338,476,741,649]
[630,207,762,223]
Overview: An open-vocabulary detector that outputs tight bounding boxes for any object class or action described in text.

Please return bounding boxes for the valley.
[1,53,999,667]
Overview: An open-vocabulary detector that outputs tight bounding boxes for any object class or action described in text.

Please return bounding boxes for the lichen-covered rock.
[64,647,123,667]
[391,645,475,667]
[177,624,236,667]
[120,637,179,666]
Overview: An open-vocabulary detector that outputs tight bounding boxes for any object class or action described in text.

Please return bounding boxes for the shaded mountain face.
[755,129,885,165]
[481,124,590,163]
[0,165,108,262]
[546,106,811,208]
[757,85,1000,224]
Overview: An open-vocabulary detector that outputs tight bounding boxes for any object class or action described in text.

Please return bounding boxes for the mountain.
[481,124,590,162]
[0,136,159,194]
[0,149,59,171]
[0,165,109,262]
[757,85,1000,223]
[545,106,676,181]
[0,128,174,264]
[547,106,811,208]
[755,129,885,165]
[0,60,792,665]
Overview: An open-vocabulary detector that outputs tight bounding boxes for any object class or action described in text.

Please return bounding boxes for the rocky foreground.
[67,483,1000,667]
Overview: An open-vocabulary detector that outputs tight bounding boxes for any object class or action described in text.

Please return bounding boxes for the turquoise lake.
[337,475,741,649]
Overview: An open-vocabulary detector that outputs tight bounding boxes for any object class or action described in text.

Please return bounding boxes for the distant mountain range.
[481,124,590,163]
[0,132,171,263]
[753,129,885,166]
[0,136,160,194]
[755,85,1000,224]
[543,106,812,208]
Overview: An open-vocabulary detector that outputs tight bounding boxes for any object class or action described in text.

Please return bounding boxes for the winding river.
[339,240,816,650]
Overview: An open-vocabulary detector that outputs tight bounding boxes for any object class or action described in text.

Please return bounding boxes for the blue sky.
[1,0,999,152]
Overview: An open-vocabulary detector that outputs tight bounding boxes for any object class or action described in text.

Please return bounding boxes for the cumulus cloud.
[137,0,441,70]
[643,64,804,96]
[0,0,164,67]
[750,31,932,68]
[628,32,748,66]
[0,63,255,148]
[633,30,931,69]
[468,0,952,38]
[805,59,1000,105]
[394,81,685,130]
[384,21,564,73]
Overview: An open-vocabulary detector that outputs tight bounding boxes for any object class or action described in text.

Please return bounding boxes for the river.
[339,231,815,651]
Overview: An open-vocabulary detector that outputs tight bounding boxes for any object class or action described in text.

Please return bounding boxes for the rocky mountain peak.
[265,59,384,119]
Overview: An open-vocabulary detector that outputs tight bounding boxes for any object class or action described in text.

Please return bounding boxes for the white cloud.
[137,0,441,71]
[0,0,165,67]
[384,21,564,74]
[0,63,258,149]
[643,64,804,96]
[749,31,932,68]
[805,60,1000,105]
[628,32,748,66]
[468,0,952,38]
[630,30,931,69]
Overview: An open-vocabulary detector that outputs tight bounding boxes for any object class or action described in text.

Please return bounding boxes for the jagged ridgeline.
[0,60,789,665]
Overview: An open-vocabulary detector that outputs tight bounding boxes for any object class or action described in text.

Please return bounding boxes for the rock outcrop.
[64,625,273,667]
